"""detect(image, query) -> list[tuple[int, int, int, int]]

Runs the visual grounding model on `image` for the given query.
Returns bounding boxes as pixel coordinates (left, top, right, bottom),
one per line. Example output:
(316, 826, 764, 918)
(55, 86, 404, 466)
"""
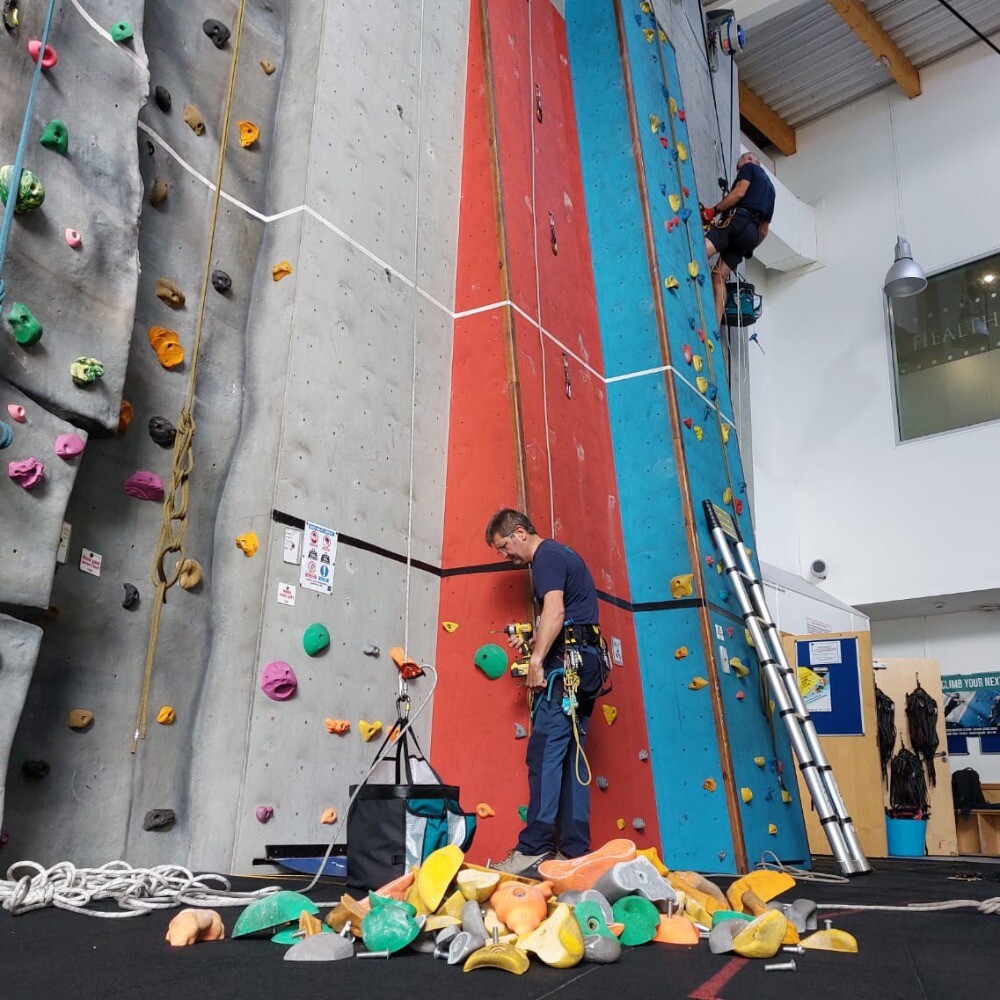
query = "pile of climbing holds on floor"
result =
(167, 838, 858, 970)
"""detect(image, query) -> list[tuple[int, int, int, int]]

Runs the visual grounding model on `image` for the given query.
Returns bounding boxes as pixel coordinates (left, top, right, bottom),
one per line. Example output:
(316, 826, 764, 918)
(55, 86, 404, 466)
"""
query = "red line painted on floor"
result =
(688, 957, 749, 1000)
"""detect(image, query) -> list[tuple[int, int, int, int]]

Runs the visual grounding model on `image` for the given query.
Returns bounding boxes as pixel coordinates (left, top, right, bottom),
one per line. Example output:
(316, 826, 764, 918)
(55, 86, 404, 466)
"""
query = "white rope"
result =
(0, 861, 278, 918)
(816, 898, 1000, 916)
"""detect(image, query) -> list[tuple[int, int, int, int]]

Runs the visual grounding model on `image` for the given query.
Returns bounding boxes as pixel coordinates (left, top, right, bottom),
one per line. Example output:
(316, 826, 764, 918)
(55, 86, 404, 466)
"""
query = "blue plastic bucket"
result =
(886, 817, 928, 857)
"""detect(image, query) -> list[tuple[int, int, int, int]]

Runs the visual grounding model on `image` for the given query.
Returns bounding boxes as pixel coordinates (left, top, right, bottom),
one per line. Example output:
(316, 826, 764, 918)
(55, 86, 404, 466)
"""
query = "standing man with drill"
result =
(485, 509, 610, 878)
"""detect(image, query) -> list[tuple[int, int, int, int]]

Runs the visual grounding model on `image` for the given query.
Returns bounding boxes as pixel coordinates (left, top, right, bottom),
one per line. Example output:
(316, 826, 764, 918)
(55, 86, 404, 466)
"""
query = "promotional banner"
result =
(942, 672, 1000, 737)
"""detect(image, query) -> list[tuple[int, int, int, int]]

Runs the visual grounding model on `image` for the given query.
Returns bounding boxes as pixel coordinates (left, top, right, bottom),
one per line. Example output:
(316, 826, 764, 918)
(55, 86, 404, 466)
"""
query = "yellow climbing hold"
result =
(696, 376, 709, 393)
(721, 424, 731, 444)
(603, 704, 618, 726)
(723, 487, 733, 504)
(649, 114, 661, 133)
(664, 275, 679, 290)
(745, 628, 754, 647)
(668, 96, 678, 114)
(235, 531, 258, 557)
(754, 756, 766, 767)
(463, 940, 530, 975)
(694, 426, 703, 441)
(416, 844, 464, 912)
(726, 871, 795, 913)
(740, 787, 753, 803)
(670, 573, 694, 598)
(730, 657, 748, 678)
(781, 790, 793, 804)
(692, 355, 703, 372)
(616, 818, 626, 830)
(157, 705, 176, 725)
(706, 339, 715, 352)
(677, 142, 688, 161)
(518, 903, 584, 969)
(637, 847, 669, 875)
(688, 261, 699, 278)
(359, 720, 382, 742)
(768, 823, 778, 835)
(702, 777, 717, 791)
(732, 909, 787, 959)
(674, 646, 689, 659)
(658, 28, 667, 41)
(456, 869, 500, 903)
(441, 621, 459, 633)
(689, 676, 708, 690)
(237, 120, 259, 148)
(642, 27, 655, 42)
(669, 194, 681, 211)
(801, 928, 859, 952)
(272, 260, 293, 281)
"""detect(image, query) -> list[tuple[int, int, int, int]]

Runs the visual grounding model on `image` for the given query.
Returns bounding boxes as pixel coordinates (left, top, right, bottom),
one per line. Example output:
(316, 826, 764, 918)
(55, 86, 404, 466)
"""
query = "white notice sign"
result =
(277, 582, 296, 606)
(57, 522, 72, 564)
(299, 521, 337, 595)
(610, 636, 623, 666)
(809, 640, 842, 665)
(283, 528, 301, 565)
(79, 548, 102, 577)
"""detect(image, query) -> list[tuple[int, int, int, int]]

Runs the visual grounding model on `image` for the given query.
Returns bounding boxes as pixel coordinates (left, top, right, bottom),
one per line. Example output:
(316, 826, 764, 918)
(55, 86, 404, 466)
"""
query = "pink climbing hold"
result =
(28, 39, 58, 69)
(7, 404, 26, 423)
(255, 806, 274, 824)
(261, 661, 298, 701)
(54, 433, 85, 457)
(65, 228, 82, 248)
(122, 470, 164, 501)
(9, 457, 44, 489)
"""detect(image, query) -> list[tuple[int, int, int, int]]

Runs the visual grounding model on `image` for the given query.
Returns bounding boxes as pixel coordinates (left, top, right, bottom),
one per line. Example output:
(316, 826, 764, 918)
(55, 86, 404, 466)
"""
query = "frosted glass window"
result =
(889, 252, 1000, 441)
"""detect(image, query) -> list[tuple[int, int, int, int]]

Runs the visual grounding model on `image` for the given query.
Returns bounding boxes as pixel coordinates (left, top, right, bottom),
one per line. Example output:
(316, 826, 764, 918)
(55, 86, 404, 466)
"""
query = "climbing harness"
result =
(889, 744, 928, 816)
(875, 682, 897, 785)
(905, 679, 939, 787)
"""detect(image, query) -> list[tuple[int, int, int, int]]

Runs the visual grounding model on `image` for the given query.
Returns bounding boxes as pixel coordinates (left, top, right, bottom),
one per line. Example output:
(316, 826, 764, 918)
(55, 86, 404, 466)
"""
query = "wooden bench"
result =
(955, 782, 1000, 855)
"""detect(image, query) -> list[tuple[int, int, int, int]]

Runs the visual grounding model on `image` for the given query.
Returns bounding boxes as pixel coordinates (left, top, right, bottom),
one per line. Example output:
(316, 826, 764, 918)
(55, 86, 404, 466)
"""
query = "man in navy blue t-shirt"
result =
(484, 508, 608, 878)
(704, 152, 775, 326)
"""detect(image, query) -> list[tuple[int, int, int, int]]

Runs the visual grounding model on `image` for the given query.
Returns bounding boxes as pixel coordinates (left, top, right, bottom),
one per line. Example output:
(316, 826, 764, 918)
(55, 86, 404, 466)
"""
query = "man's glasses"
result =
(495, 532, 515, 554)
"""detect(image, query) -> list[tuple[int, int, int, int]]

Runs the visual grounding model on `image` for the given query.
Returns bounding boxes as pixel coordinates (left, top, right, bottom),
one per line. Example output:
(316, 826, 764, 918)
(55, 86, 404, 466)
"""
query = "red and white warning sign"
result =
(300, 521, 337, 595)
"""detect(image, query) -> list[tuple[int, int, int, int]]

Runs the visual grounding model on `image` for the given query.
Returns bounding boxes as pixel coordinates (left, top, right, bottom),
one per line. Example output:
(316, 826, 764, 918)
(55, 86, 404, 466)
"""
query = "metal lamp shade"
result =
(884, 236, 927, 297)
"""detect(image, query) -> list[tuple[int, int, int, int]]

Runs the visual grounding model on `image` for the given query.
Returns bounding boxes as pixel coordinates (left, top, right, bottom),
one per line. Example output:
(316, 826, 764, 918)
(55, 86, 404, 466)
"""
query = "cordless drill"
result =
(492, 622, 534, 677)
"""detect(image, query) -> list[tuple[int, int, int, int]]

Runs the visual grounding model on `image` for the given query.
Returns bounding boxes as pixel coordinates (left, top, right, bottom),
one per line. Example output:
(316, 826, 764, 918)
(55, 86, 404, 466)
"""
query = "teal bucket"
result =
(886, 817, 928, 857)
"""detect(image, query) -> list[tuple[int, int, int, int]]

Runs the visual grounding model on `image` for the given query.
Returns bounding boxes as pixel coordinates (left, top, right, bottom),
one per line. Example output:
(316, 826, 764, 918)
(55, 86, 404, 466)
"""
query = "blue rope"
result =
(0, 0, 59, 308)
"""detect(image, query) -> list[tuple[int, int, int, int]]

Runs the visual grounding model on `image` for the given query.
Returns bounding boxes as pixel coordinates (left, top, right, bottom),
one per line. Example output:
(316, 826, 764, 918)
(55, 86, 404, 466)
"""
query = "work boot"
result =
(490, 848, 553, 878)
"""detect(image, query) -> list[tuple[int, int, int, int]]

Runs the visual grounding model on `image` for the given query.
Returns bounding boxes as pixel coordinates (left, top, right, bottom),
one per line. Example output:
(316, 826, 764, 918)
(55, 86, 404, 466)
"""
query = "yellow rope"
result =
(132, 0, 249, 751)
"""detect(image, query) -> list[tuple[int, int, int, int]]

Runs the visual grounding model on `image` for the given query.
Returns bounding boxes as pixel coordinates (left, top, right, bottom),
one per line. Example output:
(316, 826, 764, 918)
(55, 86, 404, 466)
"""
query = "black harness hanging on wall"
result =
(905, 681, 939, 787)
(889, 744, 929, 816)
(874, 682, 896, 786)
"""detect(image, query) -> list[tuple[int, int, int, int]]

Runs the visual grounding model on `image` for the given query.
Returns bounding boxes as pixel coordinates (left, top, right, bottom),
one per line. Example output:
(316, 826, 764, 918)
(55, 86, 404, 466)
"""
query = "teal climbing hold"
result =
(518, 805, 529, 823)
(0, 165, 45, 212)
(474, 643, 508, 680)
(303, 622, 330, 657)
(39, 120, 68, 154)
(7, 303, 42, 346)
(109, 21, 133, 42)
(0, 421, 12, 449)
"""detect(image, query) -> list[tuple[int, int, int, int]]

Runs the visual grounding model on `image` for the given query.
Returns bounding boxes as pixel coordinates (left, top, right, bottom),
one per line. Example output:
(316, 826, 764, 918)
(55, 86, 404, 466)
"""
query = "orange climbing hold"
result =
(237, 120, 260, 148)
(321, 807, 338, 825)
(118, 399, 133, 433)
(165, 909, 224, 946)
(602, 704, 617, 726)
(325, 718, 350, 735)
(272, 260, 293, 281)
(235, 532, 259, 557)
(475, 802, 495, 818)
(157, 706, 176, 725)
(148, 326, 184, 369)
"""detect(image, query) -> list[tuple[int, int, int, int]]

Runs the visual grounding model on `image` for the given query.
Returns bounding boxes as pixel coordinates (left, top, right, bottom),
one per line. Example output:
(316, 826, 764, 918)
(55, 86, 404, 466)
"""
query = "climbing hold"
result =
(663, 275, 679, 290)
(674, 646, 688, 659)
(720, 424, 731, 444)
(123, 470, 164, 501)
(148, 326, 184, 368)
(22, 760, 49, 779)
(705, 555, 714, 567)
(679, 208, 692, 223)
(302, 623, 330, 656)
(638, 749, 649, 761)
(7, 303, 42, 346)
(781, 789, 793, 803)
(678, 109, 686, 121)
(183, 104, 206, 135)
(178, 559, 203, 589)
(155, 277, 186, 310)
(632, 817, 645, 831)
(148, 415, 177, 447)
(7, 404, 25, 422)
(149, 177, 168, 207)
(722, 486, 733, 504)
(54, 433, 85, 458)
(27, 39, 58, 68)
(682, 343, 693, 364)
(362, 895, 421, 954)
(602, 704, 617, 726)
(473, 643, 507, 680)
(517, 902, 584, 969)
(260, 59, 276, 74)
(736, 690, 745, 700)
(642, 27, 655, 42)
(70, 357, 105, 385)
(321, 807, 338, 825)
(261, 661, 298, 701)
(154, 85, 171, 112)
(441, 621, 459, 633)
(39, 119, 68, 154)
(121, 582, 141, 610)
(696, 376, 709, 393)
(702, 778, 716, 791)
(730, 657, 749, 678)
(359, 720, 382, 742)
(682, 417, 693, 429)
(676, 142, 688, 161)
(670, 573, 694, 598)
(688, 261, 699, 279)
(753, 756, 767, 768)
(116, 401, 133, 435)
(648, 114, 661, 133)
(325, 719, 350, 734)
(202, 18, 231, 47)
(67, 709, 93, 731)
(669, 194, 681, 211)
(166, 909, 225, 947)
(210, 269, 232, 293)
(513, 721, 526, 739)
(612, 896, 660, 946)
(237, 121, 259, 148)
(616, 818, 626, 830)
(109, 21, 133, 42)
(362, 643, 380, 657)
(694, 426, 703, 441)
(142, 809, 176, 831)
(255, 806, 273, 823)
(0, 422, 11, 450)
(706, 384, 718, 402)
(518, 806, 528, 823)
(740, 787, 753, 803)
(744, 628, 754, 646)
(734, 498, 744, 515)
(475, 802, 495, 818)
(8, 457, 43, 489)
(272, 260, 293, 281)
(801, 928, 858, 952)
(689, 676, 708, 690)
(692, 355, 703, 372)
(156, 705, 175, 725)
(235, 531, 259, 557)
(595, 775, 608, 790)
(768, 824, 778, 835)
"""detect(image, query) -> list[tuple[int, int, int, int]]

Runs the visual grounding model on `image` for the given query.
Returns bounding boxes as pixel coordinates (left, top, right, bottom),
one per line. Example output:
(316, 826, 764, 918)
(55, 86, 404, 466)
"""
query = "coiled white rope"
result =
(817, 897, 1000, 916)
(0, 861, 278, 918)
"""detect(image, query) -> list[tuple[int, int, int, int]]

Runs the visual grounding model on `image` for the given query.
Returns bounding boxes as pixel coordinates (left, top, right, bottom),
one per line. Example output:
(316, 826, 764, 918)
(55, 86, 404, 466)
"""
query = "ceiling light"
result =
(982, 273, 996, 285)
(884, 236, 927, 298)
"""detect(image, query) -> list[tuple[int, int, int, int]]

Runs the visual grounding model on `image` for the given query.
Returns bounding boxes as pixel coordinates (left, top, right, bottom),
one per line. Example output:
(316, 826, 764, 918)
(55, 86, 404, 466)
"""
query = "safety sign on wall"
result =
(300, 521, 337, 595)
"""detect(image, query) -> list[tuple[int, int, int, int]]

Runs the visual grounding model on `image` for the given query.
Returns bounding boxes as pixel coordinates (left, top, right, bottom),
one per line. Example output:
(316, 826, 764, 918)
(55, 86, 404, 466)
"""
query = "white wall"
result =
(749, 38, 1000, 607)
(872, 611, 1000, 782)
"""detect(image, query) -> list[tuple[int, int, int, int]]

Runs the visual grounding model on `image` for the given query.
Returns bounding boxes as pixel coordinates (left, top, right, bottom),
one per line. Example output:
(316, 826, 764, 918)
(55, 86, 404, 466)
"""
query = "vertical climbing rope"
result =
(133, 0, 249, 751)
(0, 0, 59, 306)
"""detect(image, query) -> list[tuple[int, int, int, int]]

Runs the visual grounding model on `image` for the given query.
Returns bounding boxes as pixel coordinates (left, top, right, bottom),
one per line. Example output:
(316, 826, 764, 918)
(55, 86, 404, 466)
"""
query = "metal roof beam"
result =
(824, 0, 921, 98)
(738, 80, 797, 155)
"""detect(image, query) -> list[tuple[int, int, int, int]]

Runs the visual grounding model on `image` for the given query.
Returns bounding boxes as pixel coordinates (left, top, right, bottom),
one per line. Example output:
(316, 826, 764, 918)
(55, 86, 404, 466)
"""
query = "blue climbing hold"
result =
(679, 208, 691, 222)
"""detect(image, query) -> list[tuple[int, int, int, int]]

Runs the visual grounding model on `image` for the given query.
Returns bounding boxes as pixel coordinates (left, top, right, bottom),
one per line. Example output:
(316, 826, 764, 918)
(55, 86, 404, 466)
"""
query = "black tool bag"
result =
(346, 718, 476, 894)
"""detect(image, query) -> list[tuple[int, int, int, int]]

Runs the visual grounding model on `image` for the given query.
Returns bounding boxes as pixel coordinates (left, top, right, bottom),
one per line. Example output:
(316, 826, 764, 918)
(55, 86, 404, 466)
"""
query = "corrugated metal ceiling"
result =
(734, 0, 1000, 130)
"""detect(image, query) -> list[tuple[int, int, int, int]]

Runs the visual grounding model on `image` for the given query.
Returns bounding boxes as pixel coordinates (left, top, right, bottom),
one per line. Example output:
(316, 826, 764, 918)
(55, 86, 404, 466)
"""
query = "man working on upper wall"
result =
(485, 509, 610, 879)
(703, 152, 775, 327)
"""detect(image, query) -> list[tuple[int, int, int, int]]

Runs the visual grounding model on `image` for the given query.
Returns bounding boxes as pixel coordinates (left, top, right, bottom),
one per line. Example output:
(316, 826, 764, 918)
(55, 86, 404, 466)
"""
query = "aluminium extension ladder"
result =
(703, 500, 872, 876)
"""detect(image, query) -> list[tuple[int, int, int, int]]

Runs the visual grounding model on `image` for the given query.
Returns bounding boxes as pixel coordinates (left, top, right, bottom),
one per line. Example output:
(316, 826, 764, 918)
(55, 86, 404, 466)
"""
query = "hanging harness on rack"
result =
(889, 744, 929, 816)
(906, 681, 939, 787)
(875, 682, 896, 786)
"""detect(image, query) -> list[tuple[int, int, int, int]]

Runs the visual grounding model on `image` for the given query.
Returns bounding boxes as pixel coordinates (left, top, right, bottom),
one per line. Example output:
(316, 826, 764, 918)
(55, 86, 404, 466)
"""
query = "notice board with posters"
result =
(793, 636, 864, 737)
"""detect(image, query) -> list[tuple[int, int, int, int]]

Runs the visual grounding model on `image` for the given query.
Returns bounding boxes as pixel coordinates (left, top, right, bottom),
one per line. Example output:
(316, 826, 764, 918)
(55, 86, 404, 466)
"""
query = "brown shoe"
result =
(537, 839, 637, 894)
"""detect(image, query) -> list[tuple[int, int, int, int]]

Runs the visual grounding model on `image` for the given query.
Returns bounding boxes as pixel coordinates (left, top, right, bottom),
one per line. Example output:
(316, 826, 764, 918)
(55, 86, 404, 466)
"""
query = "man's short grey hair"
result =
(738, 152, 760, 165)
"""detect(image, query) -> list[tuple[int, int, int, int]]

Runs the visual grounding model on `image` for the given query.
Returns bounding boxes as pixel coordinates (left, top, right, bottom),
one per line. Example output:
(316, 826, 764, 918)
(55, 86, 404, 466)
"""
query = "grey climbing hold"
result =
(595, 775, 608, 790)
(148, 415, 176, 447)
(638, 749, 649, 761)
(514, 722, 527, 740)
(149, 177, 168, 207)
(211, 269, 232, 293)
(154, 85, 171, 112)
(22, 760, 50, 779)
(142, 809, 176, 831)
(122, 582, 140, 610)
(202, 18, 230, 48)
(632, 817, 646, 831)
(362, 643, 380, 657)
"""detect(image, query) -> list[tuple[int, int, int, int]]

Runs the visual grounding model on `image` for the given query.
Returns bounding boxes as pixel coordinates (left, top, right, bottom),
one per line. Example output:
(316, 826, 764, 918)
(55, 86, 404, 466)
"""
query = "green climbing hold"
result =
(611, 896, 660, 946)
(70, 357, 105, 385)
(361, 893, 420, 953)
(518, 805, 529, 823)
(0, 164, 45, 212)
(7, 303, 42, 346)
(474, 643, 508, 680)
(303, 623, 330, 657)
(109, 20, 133, 42)
(232, 891, 318, 938)
(39, 120, 68, 154)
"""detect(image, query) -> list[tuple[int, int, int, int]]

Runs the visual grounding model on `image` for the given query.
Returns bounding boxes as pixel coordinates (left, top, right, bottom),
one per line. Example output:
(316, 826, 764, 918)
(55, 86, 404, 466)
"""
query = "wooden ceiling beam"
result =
(825, 0, 921, 98)
(738, 81, 797, 156)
